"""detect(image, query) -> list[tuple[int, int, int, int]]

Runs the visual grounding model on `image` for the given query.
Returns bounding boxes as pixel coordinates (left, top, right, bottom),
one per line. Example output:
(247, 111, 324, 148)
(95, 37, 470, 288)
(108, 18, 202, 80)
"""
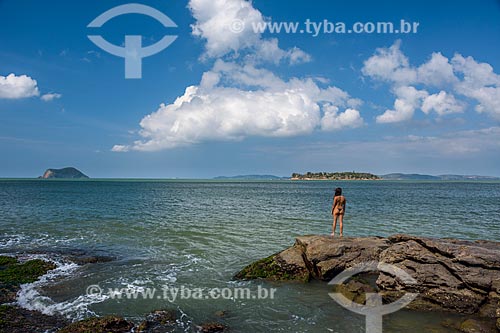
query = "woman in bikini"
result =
(331, 187, 346, 237)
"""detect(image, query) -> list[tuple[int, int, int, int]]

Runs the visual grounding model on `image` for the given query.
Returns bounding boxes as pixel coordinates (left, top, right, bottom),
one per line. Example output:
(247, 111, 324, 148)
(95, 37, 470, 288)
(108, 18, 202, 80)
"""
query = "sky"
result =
(1, 0, 500, 178)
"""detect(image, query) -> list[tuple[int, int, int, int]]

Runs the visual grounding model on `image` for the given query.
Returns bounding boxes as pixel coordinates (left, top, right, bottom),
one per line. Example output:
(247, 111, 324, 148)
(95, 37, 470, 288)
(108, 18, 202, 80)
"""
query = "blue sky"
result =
(1, 0, 499, 178)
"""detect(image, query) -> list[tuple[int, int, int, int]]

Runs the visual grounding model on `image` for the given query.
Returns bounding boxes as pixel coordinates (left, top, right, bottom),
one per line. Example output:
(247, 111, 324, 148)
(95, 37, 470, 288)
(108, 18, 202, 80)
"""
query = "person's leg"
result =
(332, 214, 338, 236)
(339, 214, 343, 237)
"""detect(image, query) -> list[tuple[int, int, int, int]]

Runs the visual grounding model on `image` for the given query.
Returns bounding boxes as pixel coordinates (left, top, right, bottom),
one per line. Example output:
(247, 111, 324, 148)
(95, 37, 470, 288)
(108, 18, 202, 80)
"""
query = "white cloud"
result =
(417, 52, 457, 87)
(113, 62, 363, 152)
(361, 40, 416, 85)
(189, 0, 310, 64)
(363, 41, 500, 122)
(113, 0, 363, 152)
(451, 54, 500, 120)
(0, 73, 40, 99)
(421, 91, 464, 115)
(40, 93, 62, 102)
(111, 145, 130, 152)
(376, 86, 428, 123)
(321, 104, 364, 131)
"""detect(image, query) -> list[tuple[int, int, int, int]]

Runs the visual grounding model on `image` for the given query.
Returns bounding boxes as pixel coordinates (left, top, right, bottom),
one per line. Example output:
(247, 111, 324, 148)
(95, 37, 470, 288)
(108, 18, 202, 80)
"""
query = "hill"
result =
(381, 173, 499, 180)
(38, 167, 89, 179)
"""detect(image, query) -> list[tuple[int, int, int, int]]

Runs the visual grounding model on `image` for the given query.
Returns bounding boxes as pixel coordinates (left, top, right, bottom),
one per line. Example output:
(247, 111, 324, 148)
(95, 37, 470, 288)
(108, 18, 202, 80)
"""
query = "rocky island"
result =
(38, 167, 89, 179)
(291, 172, 380, 180)
(235, 234, 500, 332)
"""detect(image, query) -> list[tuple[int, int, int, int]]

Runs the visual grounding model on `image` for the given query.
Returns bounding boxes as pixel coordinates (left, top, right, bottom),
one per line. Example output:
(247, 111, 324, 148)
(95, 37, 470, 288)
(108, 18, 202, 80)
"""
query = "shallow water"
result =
(1, 179, 499, 332)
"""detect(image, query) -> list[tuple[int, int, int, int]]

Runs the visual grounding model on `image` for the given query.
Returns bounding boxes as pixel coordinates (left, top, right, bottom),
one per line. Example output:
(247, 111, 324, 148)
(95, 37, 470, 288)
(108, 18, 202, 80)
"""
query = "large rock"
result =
(39, 167, 89, 179)
(235, 234, 500, 322)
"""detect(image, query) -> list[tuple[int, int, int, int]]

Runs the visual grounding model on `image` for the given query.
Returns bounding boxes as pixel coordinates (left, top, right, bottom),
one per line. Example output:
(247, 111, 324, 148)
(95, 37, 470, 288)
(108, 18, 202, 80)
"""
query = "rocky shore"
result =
(235, 234, 500, 332)
(0, 255, 226, 333)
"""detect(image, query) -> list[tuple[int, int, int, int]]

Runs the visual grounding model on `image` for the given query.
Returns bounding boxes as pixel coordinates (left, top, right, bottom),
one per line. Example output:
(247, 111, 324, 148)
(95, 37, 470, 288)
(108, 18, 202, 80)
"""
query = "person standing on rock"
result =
(331, 187, 346, 237)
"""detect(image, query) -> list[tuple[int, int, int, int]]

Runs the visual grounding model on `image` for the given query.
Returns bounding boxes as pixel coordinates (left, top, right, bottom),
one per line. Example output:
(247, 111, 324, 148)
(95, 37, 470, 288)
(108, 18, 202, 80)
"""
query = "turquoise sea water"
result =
(0, 179, 499, 332)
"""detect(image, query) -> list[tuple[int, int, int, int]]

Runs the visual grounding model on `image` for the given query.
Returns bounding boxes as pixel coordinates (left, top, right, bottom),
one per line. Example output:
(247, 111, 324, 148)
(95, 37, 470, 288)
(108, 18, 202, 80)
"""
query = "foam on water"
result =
(14, 255, 109, 320)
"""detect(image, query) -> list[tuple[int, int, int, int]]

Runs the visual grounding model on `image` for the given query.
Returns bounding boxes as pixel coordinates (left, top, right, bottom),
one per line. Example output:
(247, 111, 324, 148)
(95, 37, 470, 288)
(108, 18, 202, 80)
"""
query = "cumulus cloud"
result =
(421, 91, 464, 116)
(363, 41, 500, 122)
(451, 54, 500, 120)
(417, 52, 457, 87)
(376, 86, 428, 123)
(113, 0, 362, 152)
(0, 73, 40, 99)
(189, 0, 310, 64)
(40, 93, 62, 102)
(113, 61, 362, 152)
(321, 104, 363, 131)
(361, 40, 416, 84)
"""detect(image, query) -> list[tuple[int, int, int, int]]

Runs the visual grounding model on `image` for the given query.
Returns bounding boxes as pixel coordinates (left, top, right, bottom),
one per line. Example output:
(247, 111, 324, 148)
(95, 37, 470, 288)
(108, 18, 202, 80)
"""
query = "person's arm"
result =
(331, 196, 337, 215)
(342, 198, 346, 212)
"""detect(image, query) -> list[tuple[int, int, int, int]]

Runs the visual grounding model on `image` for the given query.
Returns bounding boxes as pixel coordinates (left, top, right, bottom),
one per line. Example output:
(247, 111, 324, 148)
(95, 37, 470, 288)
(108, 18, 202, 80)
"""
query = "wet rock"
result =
(57, 315, 134, 333)
(214, 310, 227, 317)
(0, 255, 56, 304)
(0, 305, 69, 333)
(330, 277, 377, 304)
(0, 256, 56, 287)
(459, 318, 497, 333)
(137, 309, 177, 333)
(197, 322, 226, 332)
(68, 255, 114, 265)
(234, 247, 310, 282)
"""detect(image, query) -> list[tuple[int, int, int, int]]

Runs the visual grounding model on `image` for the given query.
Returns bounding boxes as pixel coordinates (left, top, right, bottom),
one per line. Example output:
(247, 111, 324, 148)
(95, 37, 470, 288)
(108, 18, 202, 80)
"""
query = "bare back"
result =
(333, 195, 346, 215)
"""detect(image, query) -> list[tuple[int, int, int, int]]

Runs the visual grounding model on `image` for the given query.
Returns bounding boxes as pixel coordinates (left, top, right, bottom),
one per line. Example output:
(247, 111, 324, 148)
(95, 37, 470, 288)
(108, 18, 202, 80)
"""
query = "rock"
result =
(459, 318, 497, 333)
(0, 256, 57, 303)
(197, 322, 226, 332)
(38, 167, 89, 179)
(57, 315, 134, 333)
(235, 234, 500, 324)
(0, 256, 56, 286)
(68, 255, 114, 265)
(0, 305, 69, 333)
(234, 248, 309, 282)
(214, 310, 227, 317)
(331, 277, 377, 304)
(137, 309, 177, 333)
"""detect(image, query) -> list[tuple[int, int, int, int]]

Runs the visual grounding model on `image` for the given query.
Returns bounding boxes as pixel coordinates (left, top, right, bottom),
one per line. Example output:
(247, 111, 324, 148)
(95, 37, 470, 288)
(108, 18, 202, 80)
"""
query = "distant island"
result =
(381, 173, 500, 181)
(213, 175, 287, 180)
(291, 172, 380, 180)
(38, 167, 89, 179)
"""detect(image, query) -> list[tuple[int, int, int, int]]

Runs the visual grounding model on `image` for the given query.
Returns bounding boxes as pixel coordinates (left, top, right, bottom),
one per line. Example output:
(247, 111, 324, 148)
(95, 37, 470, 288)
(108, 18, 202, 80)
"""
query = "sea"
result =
(0, 179, 499, 332)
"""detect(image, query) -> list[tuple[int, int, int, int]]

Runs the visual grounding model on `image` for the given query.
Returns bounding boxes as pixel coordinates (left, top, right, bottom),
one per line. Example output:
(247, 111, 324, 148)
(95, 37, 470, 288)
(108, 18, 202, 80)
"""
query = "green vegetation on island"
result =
(291, 171, 380, 180)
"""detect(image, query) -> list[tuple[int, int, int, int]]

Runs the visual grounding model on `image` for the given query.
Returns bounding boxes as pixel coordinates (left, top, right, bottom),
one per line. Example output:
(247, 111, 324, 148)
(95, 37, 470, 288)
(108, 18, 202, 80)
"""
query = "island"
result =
(291, 172, 380, 180)
(235, 234, 500, 332)
(381, 173, 500, 180)
(38, 167, 89, 179)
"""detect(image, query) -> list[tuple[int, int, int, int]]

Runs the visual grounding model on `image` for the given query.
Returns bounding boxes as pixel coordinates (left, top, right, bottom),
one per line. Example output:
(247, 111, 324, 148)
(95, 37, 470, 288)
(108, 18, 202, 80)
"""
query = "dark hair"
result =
(334, 187, 342, 197)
